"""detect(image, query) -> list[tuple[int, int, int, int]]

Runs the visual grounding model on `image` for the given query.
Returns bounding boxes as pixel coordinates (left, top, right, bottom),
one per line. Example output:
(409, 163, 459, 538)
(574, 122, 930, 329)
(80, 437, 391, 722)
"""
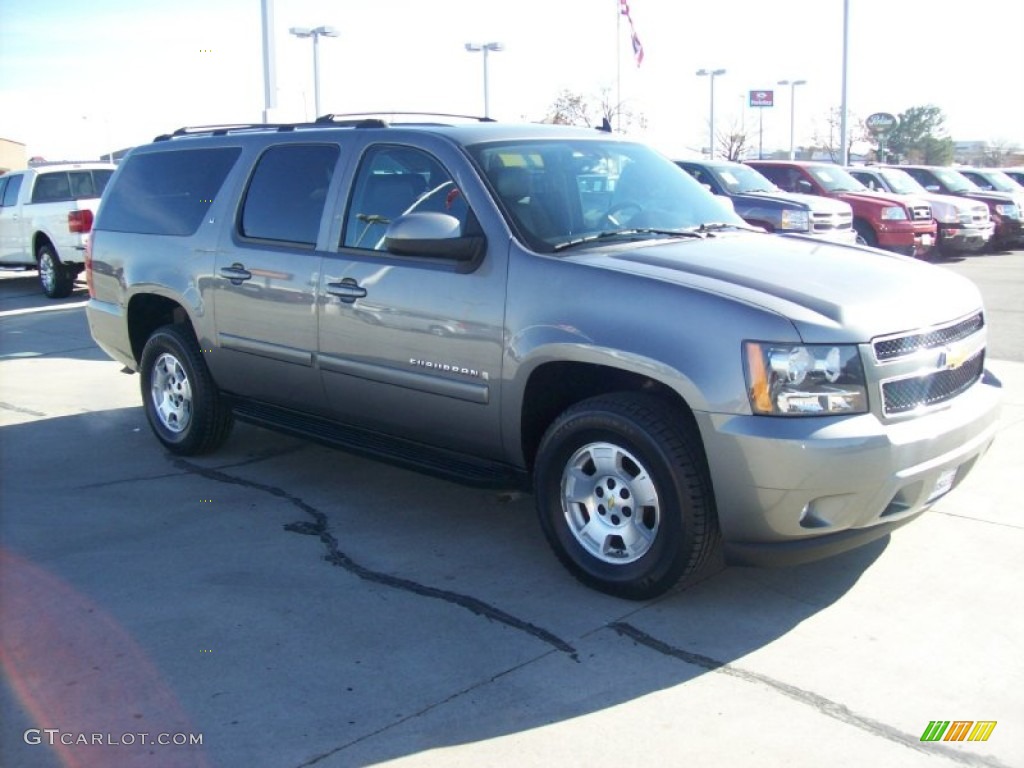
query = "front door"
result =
(317, 142, 507, 458)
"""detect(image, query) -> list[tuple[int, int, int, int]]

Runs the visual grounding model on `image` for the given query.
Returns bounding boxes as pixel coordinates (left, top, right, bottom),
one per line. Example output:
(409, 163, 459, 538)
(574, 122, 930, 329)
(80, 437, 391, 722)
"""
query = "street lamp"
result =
(778, 79, 807, 160)
(696, 68, 726, 159)
(290, 25, 338, 119)
(464, 42, 504, 118)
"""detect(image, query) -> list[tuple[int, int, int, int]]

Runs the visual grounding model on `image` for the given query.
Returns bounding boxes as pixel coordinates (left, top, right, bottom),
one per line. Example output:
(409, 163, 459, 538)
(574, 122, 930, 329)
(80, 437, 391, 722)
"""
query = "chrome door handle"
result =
(326, 279, 367, 303)
(219, 264, 252, 284)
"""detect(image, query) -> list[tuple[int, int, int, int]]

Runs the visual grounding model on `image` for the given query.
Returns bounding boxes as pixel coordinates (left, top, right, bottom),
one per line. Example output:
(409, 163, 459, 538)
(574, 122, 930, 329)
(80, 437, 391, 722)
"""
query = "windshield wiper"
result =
(689, 222, 759, 233)
(553, 228, 705, 252)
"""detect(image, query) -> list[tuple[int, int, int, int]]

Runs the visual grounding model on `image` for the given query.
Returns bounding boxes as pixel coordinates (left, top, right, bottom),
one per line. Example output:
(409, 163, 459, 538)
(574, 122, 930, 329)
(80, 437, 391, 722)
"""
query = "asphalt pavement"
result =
(1, 249, 1022, 768)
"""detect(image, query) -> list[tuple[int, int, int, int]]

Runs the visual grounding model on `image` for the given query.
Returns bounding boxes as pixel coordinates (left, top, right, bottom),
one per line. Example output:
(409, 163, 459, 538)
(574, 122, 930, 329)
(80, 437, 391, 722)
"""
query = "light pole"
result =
(696, 68, 726, 159)
(778, 79, 807, 160)
(290, 25, 338, 119)
(464, 42, 504, 118)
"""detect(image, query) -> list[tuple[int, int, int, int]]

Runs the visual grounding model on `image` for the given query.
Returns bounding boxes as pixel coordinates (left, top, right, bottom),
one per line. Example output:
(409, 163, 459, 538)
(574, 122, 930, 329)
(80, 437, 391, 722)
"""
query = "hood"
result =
(739, 190, 850, 213)
(832, 189, 909, 208)
(919, 192, 986, 219)
(567, 232, 982, 343)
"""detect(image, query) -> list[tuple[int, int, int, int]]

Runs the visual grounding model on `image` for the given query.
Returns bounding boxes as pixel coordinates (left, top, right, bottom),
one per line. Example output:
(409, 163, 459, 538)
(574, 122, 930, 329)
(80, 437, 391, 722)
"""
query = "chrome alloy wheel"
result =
(560, 441, 661, 564)
(39, 251, 57, 294)
(150, 352, 193, 434)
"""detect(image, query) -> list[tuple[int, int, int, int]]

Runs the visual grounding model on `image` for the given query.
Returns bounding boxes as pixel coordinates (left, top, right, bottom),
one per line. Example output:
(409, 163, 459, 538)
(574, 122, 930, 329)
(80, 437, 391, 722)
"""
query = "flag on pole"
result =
(619, 0, 644, 66)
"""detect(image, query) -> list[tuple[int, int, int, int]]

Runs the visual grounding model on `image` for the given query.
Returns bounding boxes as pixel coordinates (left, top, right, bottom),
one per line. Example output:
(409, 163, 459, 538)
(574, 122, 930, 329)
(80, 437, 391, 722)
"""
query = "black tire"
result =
(534, 393, 719, 600)
(853, 221, 878, 248)
(37, 243, 75, 299)
(139, 324, 233, 455)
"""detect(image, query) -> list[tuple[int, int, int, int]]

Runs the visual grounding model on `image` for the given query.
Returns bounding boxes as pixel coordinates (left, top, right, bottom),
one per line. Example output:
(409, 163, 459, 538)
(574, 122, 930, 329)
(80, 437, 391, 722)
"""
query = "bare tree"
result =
(714, 117, 753, 161)
(543, 87, 645, 132)
(812, 107, 866, 163)
(980, 138, 1021, 168)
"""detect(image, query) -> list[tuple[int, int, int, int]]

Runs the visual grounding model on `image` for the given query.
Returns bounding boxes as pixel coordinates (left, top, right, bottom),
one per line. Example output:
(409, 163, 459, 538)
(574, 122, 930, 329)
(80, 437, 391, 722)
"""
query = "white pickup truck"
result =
(0, 162, 115, 297)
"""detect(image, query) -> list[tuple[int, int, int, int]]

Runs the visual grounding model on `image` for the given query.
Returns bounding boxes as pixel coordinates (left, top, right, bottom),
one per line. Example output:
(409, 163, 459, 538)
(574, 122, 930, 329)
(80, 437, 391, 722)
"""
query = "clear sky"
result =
(1, 0, 1022, 162)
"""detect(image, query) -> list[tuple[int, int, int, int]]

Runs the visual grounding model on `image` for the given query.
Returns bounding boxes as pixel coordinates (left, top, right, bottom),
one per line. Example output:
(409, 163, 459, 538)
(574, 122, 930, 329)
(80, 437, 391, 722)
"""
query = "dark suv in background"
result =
(894, 165, 1024, 250)
(676, 159, 855, 244)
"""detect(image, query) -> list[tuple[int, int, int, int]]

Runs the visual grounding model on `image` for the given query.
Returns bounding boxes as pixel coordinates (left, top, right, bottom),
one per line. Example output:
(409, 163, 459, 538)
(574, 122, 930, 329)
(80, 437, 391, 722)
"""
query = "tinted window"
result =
(31, 172, 72, 203)
(0, 177, 7, 206)
(68, 170, 114, 199)
(239, 144, 339, 246)
(343, 145, 470, 250)
(98, 148, 242, 236)
(1, 174, 21, 206)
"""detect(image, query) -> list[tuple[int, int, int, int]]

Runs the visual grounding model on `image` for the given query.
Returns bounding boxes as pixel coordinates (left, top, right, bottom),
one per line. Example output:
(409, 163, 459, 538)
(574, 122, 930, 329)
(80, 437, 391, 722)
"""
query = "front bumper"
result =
(697, 373, 1001, 567)
(938, 222, 994, 254)
(876, 221, 937, 257)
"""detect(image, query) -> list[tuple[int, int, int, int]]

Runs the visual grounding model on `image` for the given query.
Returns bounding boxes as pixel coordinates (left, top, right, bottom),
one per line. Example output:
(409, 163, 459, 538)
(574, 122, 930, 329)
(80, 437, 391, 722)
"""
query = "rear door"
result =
(211, 142, 342, 412)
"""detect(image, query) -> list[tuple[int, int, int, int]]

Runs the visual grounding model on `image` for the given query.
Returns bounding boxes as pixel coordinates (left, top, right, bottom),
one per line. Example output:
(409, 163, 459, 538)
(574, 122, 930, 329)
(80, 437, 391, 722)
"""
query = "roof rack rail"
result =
(315, 111, 497, 125)
(152, 123, 309, 141)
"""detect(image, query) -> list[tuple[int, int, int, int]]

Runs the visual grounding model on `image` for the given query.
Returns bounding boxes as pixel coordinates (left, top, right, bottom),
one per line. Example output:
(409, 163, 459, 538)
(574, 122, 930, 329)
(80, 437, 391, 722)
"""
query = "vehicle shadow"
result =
(0, 405, 889, 768)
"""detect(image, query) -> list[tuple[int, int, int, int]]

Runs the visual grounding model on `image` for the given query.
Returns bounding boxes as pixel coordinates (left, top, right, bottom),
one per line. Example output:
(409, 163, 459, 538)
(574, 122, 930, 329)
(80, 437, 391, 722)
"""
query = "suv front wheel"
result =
(534, 393, 719, 600)
(140, 324, 234, 455)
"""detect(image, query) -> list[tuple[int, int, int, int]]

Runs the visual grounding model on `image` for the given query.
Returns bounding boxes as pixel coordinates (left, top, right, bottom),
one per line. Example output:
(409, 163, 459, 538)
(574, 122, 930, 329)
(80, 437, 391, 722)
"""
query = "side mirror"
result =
(795, 179, 814, 194)
(385, 212, 484, 264)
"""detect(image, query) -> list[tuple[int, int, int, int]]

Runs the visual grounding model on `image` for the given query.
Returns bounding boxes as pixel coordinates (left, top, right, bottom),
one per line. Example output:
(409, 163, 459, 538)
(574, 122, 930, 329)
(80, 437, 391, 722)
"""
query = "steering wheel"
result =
(605, 200, 643, 226)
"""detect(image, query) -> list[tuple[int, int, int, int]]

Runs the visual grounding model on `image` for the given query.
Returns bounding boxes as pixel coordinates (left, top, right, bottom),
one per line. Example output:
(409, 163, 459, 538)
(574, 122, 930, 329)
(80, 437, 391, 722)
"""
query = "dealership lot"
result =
(1, 249, 1022, 768)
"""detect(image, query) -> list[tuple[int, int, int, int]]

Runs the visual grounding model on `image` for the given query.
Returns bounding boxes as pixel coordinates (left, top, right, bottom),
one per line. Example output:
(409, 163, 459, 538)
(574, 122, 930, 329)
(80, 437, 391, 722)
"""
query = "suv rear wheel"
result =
(534, 393, 719, 600)
(140, 324, 233, 455)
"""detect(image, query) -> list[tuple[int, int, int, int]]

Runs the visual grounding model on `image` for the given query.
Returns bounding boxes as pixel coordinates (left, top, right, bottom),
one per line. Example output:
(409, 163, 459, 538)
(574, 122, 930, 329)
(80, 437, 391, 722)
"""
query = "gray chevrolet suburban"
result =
(86, 116, 1001, 599)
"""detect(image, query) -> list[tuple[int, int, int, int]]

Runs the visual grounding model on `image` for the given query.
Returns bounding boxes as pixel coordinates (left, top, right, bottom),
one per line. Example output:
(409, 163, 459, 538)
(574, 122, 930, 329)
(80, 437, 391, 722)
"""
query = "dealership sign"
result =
(749, 90, 774, 108)
(866, 112, 898, 134)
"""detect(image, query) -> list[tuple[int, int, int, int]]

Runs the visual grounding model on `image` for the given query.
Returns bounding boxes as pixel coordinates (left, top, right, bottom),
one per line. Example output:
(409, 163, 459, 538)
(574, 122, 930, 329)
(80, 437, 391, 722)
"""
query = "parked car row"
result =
(677, 157, 1024, 258)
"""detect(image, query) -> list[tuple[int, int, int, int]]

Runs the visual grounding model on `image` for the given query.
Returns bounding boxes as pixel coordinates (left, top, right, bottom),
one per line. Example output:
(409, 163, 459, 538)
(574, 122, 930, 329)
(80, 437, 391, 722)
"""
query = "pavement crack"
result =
(0, 401, 47, 417)
(610, 622, 1010, 768)
(173, 459, 577, 658)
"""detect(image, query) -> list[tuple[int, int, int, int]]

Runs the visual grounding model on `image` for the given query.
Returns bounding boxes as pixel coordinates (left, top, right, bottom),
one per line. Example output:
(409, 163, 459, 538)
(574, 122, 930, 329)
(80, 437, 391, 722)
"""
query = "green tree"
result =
(880, 105, 953, 164)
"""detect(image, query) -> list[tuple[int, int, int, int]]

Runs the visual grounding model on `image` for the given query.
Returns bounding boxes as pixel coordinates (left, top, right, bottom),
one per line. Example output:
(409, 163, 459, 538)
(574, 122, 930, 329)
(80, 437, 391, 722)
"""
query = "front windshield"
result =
(879, 169, 927, 195)
(932, 168, 979, 193)
(710, 164, 778, 193)
(805, 166, 867, 193)
(973, 170, 1021, 193)
(469, 139, 746, 251)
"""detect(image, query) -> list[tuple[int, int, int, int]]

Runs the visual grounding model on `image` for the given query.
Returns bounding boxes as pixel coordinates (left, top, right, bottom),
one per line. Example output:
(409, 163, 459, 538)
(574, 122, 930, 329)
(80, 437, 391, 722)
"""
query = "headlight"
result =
(880, 206, 908, 221)
(778, 209, 810, 232)
(743, 342, 868, 416)
(994, 203, 1020, 218)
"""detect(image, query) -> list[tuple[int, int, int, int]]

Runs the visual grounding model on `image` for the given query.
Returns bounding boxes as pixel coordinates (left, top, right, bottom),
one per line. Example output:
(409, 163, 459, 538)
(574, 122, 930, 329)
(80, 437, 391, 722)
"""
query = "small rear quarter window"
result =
(97, 148, 241, 236)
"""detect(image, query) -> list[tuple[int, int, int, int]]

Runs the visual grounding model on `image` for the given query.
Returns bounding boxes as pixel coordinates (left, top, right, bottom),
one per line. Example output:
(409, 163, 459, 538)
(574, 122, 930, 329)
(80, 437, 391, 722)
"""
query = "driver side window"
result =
(342, 145, 469, 250)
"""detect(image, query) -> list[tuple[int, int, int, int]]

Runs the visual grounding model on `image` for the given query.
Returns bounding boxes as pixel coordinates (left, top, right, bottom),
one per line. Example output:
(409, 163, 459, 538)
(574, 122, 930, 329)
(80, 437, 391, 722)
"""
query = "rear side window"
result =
(31, 173, 72, 203)
(1, 174, 21, 206)
(239, 144, 340, 247)
(98, 148, 241, 236)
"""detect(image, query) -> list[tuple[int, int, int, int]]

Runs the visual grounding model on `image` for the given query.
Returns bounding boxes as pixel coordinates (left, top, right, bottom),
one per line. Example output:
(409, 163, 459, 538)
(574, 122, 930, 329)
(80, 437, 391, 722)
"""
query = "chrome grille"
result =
(810, 211, 854, 232)
(882, 351, 985, 414)
(911, 205, 932, 221)
(873, 313, 984, 362)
